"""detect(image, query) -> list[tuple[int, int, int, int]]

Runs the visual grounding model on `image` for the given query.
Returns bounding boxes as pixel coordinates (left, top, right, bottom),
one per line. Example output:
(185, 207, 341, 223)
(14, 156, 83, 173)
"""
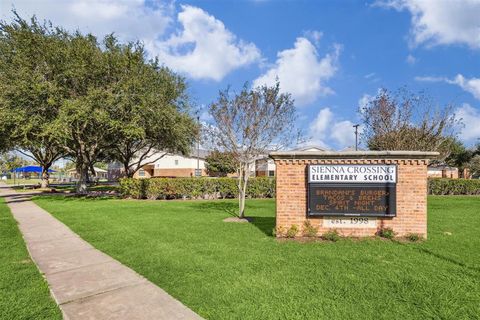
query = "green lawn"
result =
(0, 198, 62, 320)
(33, 196, 480, 320)
(4, 178, 43, 185)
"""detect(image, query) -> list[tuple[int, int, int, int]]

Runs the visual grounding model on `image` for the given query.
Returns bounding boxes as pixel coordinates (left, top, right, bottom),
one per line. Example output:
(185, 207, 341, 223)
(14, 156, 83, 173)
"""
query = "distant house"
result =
(427, 164, 459, 179)
(108, 149, 210, 180)
(256, 146, 330, 177)
(255, 157, 276, 177)
(67, 167, 108, 181)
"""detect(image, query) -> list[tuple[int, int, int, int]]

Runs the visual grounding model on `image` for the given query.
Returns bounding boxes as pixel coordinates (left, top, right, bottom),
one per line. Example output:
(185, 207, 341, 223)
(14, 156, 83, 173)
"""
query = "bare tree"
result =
(360, 88, 459, 159)
(208, 82, 300, 218)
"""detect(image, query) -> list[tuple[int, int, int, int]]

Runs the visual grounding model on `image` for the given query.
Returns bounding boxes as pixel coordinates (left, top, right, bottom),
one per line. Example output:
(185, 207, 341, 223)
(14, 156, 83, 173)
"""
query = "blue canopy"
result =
(11, 166, 55, 173)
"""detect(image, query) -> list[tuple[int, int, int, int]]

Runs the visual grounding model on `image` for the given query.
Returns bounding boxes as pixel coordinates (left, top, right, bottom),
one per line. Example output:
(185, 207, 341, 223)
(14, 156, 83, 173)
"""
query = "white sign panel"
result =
(323, 217, 377, 228)
(309, 165, 396, 184)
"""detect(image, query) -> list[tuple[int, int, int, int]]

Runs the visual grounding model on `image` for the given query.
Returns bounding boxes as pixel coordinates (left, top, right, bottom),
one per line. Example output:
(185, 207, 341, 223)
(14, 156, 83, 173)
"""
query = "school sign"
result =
(269, 151, 438, 238)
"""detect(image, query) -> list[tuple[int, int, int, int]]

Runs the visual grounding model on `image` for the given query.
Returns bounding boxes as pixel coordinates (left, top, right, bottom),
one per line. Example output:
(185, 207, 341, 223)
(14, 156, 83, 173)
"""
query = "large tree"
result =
(103, 37, 197, 178)
(443, 138, 474, 177)
(0, 14, 67, 187)
(360, 88, 459, 157)
(0, 152, 26, 175)
(209, 82, 300, 218)
(205, 150, 238, 177)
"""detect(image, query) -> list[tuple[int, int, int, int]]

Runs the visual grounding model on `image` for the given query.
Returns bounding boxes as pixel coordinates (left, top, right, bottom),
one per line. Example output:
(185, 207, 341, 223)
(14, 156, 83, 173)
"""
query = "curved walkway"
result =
(0, 185, 202, 320)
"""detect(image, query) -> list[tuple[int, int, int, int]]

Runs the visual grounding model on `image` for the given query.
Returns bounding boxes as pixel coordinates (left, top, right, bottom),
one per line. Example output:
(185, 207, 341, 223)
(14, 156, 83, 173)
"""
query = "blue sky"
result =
(2, 0, 480, 150)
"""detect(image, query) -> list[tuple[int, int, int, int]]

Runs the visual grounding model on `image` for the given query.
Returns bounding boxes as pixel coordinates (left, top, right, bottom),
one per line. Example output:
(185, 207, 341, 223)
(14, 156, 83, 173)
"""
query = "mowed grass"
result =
(0, 198, 62, 320)
(33, 196, 480, 320)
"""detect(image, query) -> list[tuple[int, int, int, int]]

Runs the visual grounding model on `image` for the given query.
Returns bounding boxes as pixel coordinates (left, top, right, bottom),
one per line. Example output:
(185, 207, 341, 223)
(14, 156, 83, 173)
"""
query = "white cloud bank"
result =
(416, 74, 480, 100)
(308, 108, 359, 149)
(152, 5, 260, 81)
(253, 37, 340, 106)
(0, 1, 260, 81)
(456, 104, 480, 142)
(1, 0, 172, 44)
(380, 0, 480, 48)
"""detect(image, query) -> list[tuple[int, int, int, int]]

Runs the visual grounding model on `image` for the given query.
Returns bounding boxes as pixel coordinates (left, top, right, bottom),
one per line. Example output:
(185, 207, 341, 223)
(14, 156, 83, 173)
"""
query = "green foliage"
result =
(428, 178, 480, 195)
(246, 177, 276, 198)
(322, 230, 340, 242)
(467, 155, 480, 178)
(205, 150, 238, 177)
(119, 177, 275, 200)
(377, 227, 395, 239)
(302, 220, 318, 237)
(0, 153, 27, 174)
(443, 138, 474, 171)
(286, 224, 299, 238)
(0, 13, 67, 185)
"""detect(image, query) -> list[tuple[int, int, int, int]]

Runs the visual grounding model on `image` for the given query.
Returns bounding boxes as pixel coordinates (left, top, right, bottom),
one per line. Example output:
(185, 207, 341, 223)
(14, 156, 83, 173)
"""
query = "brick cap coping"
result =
(269, 150, 440, 160)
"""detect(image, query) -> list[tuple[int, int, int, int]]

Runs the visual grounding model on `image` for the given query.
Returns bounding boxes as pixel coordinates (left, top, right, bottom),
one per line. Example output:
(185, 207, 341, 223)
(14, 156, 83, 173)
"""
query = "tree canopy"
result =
(0, 14, 68, 187)
(208, 82, 299, 218)
(360, 88, 459, 158)
(0, 13, 198, 192)
(205, 150, 238, 177)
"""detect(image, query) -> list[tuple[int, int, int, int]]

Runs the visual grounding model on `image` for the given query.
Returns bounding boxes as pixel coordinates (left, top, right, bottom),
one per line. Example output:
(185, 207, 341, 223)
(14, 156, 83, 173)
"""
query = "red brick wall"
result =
(275, 158, 428, 238)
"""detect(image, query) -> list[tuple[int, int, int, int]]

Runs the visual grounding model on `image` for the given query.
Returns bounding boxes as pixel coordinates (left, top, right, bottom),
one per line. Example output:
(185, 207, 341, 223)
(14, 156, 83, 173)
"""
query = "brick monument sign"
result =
(269, 151, 439, 238)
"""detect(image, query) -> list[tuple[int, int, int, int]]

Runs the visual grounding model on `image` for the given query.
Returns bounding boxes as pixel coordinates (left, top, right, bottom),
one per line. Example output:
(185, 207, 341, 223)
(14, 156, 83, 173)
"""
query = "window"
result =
(269, 170, 275, 177)
(138, 169, 145, 177)
(175, 160, 179, 165)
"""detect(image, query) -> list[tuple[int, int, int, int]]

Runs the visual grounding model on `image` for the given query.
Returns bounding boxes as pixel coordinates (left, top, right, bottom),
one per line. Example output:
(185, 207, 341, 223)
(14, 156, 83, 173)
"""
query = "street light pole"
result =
(197, 116, 200, 177)
(353, 124, 360, 151)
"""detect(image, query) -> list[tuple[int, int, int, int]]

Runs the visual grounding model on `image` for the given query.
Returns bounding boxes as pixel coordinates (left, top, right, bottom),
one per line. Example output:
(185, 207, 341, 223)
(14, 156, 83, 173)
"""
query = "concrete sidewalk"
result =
(0, 185, 203, 320)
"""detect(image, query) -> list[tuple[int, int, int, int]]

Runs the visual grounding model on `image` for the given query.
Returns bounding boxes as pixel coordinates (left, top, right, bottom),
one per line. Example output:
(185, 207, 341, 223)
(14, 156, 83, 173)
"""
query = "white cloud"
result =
(416, 74, 480, 100)
(406, 54, 416, 65)
(308, 108, 358, 148)
(451, 75, 480, 100)
(0, 0, 172, 44)
(456, 104, 480, 142)
(152, 5, 261, 81)
(1, 2, 260, 81)
(380, 0, 480, 48)
(358, 93, 373, 109)
(303, 30, 323, 46)
(253, 37, 340, 106)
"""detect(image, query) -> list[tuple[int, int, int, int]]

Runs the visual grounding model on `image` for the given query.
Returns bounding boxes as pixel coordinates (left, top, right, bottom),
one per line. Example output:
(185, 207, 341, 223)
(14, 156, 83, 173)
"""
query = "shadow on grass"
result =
(250, 216, 275, 237)
(31, 194, 114, 202)
(194, 201, 276, 237)
(195, 201, 238, 217)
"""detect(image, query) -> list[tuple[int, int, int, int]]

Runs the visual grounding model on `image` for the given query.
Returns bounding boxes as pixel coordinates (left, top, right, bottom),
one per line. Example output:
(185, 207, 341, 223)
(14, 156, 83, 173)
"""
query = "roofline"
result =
(269, 150, 440, 160)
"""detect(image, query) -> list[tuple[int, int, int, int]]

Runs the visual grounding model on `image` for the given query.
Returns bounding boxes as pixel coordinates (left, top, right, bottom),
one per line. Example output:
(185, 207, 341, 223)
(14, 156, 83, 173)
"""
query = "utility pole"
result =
(196, 115, 200, 177)
(353, 124, 360, 151)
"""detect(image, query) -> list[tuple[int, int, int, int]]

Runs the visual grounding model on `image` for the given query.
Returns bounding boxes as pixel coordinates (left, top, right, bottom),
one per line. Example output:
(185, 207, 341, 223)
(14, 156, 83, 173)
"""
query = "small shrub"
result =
(406, 233, 421, 242)
(273, 225, 286, 237)
(303, 220, 318, 237)
(428, 178, 480, 195)
(322, 230, 340, 242)
(286, 224, 299, 238)
(119, 177, 276, 200)
(377, 227, 395, 239)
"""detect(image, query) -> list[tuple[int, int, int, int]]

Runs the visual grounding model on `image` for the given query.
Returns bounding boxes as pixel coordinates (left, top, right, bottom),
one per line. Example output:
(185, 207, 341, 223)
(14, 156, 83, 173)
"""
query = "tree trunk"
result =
(76, 162, 89, 194)
(237, 163, 250, 219)
(40, 167, 50, 188)
(123, 162, 134, 178)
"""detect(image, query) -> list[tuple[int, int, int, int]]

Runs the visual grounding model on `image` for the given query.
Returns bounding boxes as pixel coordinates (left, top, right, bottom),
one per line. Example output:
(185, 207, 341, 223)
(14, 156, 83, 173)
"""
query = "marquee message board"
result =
(307, 164, 397, 217)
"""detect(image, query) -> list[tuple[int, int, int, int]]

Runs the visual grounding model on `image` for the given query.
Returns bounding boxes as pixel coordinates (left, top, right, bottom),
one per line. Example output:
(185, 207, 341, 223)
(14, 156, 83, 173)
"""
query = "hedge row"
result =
(428, 178, 480, 195)
(119, 177, 276, 200)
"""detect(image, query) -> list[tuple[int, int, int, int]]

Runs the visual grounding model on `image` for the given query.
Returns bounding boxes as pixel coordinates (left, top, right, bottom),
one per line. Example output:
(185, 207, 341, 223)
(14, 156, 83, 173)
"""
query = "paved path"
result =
(0, 185, 203, 320)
